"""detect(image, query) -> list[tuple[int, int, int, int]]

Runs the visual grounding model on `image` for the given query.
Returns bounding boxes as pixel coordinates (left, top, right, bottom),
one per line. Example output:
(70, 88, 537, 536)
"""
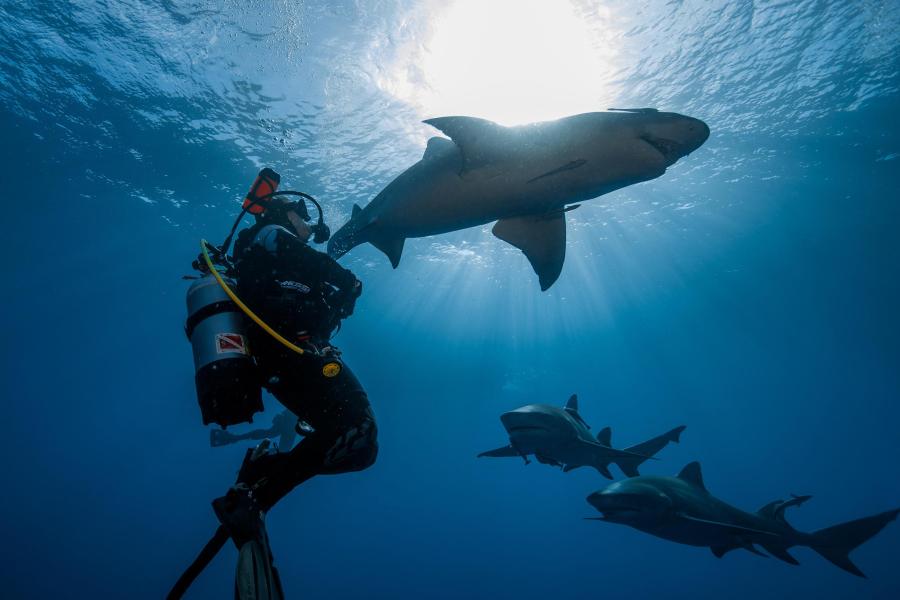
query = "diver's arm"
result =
(316, 253, 362, 316)
(257, 226, 362, 313)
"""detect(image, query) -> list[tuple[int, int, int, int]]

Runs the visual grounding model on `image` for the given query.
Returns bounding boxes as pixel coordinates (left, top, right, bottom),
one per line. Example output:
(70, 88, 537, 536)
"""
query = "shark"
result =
(586, 461, 899, 577)
(478, 394, 686, 479)
(328, 108, 710, 290)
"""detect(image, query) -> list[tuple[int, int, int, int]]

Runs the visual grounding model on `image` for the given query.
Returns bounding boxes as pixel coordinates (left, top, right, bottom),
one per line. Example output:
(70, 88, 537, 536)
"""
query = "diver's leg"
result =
(249, 360, 378, 511)
(212, 449, 285, 600)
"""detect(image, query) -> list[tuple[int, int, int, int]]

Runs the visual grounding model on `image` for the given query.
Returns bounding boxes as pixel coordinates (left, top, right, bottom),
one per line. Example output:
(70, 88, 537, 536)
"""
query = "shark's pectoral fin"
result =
(492, 213, 566, 291)
(477, 445, 520, 459)
(370, 235, 405, 268)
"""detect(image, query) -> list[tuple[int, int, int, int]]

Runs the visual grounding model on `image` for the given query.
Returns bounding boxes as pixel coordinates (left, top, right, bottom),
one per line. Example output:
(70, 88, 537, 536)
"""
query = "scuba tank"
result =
(185, 273, 263, 428)
(183, 167, 342, 429)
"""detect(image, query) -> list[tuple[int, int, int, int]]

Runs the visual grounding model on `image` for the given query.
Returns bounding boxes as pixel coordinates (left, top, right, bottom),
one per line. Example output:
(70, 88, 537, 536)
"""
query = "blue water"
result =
(2, 1, 899, 598)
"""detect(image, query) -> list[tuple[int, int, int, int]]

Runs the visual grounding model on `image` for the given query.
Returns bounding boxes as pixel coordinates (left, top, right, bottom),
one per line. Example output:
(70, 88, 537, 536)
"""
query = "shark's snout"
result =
(587, 483, 672, 522)
(640, 115, 710, 165)
(500, 409, 556, 434)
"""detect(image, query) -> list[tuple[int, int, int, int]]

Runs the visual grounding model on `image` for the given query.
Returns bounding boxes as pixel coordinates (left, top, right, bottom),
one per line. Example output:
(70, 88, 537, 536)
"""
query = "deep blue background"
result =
(1, 1, 898, 598)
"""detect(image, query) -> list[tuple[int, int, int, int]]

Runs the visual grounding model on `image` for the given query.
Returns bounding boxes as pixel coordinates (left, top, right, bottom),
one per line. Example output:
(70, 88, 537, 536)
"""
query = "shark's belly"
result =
(377, 169, 571, 238)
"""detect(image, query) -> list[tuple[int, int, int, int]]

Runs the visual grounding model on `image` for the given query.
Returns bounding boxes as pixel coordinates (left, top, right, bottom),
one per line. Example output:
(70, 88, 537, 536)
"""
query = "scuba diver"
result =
(210, 409, 308, 453)
(172, 169, 378, 599)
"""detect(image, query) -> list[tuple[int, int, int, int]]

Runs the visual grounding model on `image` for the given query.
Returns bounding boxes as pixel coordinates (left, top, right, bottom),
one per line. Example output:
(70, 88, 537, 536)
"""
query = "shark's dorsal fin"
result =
(422, 136, 456, 161)
(352, 203, 362, 218)
(677, 462, 707, 491)
(596, 426, 612, 446)
(564, 394, 578, 412)
(370, 235, 405, 268)
(492, 212, 566, 291)
(423, 116, 508, 173)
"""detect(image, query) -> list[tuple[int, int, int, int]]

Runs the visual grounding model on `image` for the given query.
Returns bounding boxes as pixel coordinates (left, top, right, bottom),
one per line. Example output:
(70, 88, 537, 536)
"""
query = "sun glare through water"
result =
(381, 0, 622, 126)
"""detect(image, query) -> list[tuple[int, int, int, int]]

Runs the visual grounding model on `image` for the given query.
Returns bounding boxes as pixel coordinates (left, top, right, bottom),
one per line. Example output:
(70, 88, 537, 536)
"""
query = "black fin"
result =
(596, 427, 612, 447)
(761, 544, 800, 566)
(676, 462, 707, 491)
(811, 508, 900, 578)
(614, 426, 686, 477)
(594, 464, 613, 479)
(351, 203, 362, 217)
(564, 394, 578, 412)
(477, 445, 520, 459)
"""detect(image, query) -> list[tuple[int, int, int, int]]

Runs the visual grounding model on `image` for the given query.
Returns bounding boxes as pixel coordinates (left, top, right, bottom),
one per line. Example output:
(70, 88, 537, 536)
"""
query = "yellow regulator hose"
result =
(200, 239, 306, 355)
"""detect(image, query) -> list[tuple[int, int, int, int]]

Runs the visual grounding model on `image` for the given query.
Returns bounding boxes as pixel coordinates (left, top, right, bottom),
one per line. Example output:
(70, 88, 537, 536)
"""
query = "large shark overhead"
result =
(328, 108, 710, 290)
(587, 462, 900, 578)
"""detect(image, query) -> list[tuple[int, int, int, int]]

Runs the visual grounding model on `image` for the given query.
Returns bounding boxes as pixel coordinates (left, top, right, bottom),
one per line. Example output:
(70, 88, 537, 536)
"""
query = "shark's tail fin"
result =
(613, 425, 686, 477)
(327, 203, 370, 260)
(810, 508, 899, 578)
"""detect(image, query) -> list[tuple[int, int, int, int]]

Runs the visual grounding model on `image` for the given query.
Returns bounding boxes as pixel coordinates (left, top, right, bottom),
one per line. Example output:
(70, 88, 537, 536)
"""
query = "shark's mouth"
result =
(596, 508, 641, 520)
(507, 425, 550, 434)
(640, 134, 681, 162)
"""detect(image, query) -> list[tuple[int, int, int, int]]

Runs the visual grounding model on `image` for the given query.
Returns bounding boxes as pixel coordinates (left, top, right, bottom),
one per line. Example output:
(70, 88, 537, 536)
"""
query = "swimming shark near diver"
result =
(478, 394, 686, 478)
(586, 462, 899, 577)
(328, 108, 710, 290)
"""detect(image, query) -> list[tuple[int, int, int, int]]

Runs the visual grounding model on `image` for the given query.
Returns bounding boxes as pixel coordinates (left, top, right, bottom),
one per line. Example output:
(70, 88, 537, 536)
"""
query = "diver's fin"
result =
(492, 212, 566, 291)
(477, 445, 520, 458)
(370, 235, 405, 268)
(423, 136, 457, 161)
(564, 394, 578, 412)
(678, 513, 777, 537)
(676, 461, 707, 491)
(596, 427, 612, 446)
(760, 544, 801, 565)
(351, 203, 362, 218)
(235, 538, 285, 600)
(614, 425, 686, 477)
(423, 116, 508, 173)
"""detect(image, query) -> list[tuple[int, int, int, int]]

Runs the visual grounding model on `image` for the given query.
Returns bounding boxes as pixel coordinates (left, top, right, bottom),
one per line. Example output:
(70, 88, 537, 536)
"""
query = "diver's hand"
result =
(338, 279, 362, 317)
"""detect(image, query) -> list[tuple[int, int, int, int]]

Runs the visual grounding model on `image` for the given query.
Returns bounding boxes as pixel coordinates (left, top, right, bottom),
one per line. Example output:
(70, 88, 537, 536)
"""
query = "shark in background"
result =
(587, 461, 899, 578)
(478, 394, 686, 479)
(328, 108, 710, 290)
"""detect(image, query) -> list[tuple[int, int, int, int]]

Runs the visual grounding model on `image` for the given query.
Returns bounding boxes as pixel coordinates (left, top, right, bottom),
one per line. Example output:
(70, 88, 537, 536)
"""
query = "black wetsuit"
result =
(232, 222, 378, 511)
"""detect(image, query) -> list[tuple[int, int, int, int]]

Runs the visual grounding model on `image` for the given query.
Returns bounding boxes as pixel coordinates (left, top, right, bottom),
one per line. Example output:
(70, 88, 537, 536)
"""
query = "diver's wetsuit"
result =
(231, 222, 378, 511)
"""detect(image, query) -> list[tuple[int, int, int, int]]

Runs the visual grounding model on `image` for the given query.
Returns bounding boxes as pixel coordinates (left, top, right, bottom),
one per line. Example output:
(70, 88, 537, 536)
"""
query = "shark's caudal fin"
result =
(613, 425, 686, 477)
(810, 508, 899, 578)
(327, 203, 369, 260)
(492, 212, 566, 291)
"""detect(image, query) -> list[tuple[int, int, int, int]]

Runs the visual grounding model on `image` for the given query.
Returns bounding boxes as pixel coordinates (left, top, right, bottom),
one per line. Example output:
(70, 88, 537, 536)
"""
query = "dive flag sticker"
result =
(216, 333, 248, 355)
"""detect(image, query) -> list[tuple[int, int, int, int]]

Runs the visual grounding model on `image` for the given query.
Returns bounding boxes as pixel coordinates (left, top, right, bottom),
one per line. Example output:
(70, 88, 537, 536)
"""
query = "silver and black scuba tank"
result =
(185, 273, 263, 428)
